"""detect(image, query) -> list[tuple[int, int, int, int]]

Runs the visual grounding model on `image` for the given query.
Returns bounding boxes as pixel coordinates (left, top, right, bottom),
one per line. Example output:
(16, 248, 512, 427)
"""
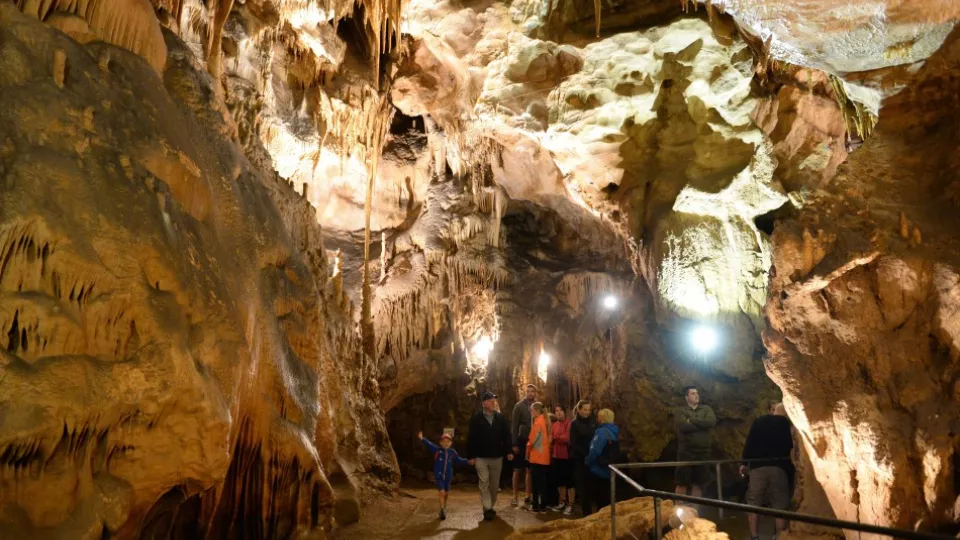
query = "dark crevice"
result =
(754, 200, 794, 236)
(7, 310, 19, 353)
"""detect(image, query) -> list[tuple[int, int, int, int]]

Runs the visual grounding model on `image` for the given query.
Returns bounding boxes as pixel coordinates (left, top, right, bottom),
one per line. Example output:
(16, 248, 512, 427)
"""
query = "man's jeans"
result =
(475, 457, 504, 510)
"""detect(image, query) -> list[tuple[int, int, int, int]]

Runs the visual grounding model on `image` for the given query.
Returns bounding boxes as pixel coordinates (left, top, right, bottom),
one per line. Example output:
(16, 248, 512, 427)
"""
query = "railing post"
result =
(610, 468, 617, 540)
(654, 496, 662, 540)
(716, 463, 724, 519)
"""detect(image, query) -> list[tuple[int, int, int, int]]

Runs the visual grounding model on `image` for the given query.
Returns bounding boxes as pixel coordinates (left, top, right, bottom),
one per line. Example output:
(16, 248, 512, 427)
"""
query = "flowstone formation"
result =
(0, 3, 397, 538)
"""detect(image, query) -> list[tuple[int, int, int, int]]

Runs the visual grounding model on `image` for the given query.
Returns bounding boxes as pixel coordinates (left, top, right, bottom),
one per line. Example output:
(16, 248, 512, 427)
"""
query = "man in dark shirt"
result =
(674, 385, 716, 496)
(510, 384, 536, 507)
(466, 391, 514, 521)
(739, 402, 794, 539)
(569, 399, 596, 516)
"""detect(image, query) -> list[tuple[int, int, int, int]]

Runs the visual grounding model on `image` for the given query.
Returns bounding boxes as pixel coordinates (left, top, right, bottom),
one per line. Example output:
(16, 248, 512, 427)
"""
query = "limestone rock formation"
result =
(0, 4, 396, 538)
(506, 497, 676, 540)
(4, 0, 960, 536)
(764, 29, 960, 533)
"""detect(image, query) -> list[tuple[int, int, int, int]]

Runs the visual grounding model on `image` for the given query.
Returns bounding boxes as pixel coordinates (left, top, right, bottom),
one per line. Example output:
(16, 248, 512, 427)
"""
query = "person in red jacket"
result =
(525, 402, 552, 513)
(548, 404, 574, 514)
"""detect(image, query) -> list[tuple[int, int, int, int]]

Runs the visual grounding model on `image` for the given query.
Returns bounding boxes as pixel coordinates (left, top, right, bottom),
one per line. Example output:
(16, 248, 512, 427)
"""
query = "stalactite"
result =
(899, 211, 910, 239)
(52, 49, 66, 89)
(13, 0, 167, 73)
(205, 0, 234, 80)
(380, 232, 387, 282)
(829, 75, 878, 140)
(488, 186, 507, 249)
(593, 0, 601, 37)
(361, 155, 378, 357)
(359, 97, 396, 358)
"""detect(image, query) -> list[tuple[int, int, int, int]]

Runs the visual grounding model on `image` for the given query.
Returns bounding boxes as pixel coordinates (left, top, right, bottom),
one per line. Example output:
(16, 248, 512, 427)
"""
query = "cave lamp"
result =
(471, 335, 494, 365)
(537, 350, 551, 382)
(690, 324, 718, 355)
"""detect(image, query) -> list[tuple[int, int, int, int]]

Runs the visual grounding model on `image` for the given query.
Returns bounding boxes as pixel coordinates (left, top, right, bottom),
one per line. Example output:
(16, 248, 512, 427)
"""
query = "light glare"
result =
(602, 295, 618, 309)
(537, 350, 551, 382)
(690, 325, 718, 354)
(472, 336, 493, 363)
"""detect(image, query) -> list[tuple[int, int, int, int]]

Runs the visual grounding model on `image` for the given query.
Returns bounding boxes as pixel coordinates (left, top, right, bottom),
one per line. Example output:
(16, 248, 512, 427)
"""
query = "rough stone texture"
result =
(5, 0, 960, 535)
(0, 4, 396, 538)
(506, 497, 677, 540)
(695, 0, 959, 75)
(383, 6, 787, 477)
(764, 30, 960, 534)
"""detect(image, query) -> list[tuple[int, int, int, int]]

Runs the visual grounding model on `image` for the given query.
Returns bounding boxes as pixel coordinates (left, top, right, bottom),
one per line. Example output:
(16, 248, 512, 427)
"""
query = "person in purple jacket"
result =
(419, 431, 475, 520)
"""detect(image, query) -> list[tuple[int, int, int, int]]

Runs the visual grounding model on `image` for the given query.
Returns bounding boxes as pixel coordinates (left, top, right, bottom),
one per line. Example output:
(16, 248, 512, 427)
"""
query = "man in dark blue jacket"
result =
(466, 391, 514, 521)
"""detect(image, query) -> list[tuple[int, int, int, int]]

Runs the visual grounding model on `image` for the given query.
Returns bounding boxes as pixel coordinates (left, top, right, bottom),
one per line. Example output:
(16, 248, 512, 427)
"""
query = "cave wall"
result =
(0, 3, 397, 538)
(764, 31, 960, 531)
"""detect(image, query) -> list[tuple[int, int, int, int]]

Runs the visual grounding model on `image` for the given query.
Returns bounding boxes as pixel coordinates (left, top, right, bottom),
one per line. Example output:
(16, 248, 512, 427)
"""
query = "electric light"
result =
(472, 335, 493, 363)
(537, 350, 551, 382)
(690, 324, 718, 355)
(602, 294, 618, 310)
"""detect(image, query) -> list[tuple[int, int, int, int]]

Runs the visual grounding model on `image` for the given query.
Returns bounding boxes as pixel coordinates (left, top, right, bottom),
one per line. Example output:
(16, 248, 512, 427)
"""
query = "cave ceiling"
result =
(3, 0, 960, 537)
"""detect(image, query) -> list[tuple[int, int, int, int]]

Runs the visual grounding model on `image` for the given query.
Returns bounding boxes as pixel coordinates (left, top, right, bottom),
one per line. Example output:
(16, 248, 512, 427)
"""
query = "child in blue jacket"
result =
(419, 431, 474, 520)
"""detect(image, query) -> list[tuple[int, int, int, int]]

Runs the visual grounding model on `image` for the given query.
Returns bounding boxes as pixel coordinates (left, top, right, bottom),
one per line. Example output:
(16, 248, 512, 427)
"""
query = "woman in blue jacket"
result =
(419, 431, 474, 520)
(585, 409, 620, 513)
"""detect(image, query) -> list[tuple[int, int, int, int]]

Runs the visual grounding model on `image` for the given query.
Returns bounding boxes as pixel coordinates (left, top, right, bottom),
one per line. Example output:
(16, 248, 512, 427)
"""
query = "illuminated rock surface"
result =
(506, 497, 676, 540)
(2, 0, 960, 537)
(764, 31, 960, 532)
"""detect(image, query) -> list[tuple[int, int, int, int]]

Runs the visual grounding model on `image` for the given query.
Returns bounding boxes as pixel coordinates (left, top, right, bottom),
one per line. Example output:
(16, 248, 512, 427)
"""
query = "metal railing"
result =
(608, 459, 954, 540)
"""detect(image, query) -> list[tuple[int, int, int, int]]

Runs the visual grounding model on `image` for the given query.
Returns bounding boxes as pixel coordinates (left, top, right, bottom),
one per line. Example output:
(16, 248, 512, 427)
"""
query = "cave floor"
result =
(332, 482, 775, 539)
(332, 482, 565, 539)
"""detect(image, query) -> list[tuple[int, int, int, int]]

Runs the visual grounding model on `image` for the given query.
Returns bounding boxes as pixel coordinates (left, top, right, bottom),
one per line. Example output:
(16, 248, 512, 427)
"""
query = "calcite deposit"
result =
(0, 3, 397, 538)
(3, 0, 960, 537)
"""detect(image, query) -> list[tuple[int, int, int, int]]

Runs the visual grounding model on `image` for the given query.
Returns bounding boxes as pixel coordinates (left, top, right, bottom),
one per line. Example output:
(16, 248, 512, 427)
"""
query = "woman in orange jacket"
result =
(526, 402, 552, 513)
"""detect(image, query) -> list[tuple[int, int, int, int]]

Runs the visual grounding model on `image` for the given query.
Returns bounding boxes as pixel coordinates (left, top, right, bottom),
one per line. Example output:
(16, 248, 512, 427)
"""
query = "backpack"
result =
(596, 436, 625, 468)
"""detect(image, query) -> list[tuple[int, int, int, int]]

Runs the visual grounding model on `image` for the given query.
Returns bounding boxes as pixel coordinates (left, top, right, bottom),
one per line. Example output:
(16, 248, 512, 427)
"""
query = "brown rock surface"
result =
(764, 29, 960, 533)
(506, 497, 677, 540)
(0, 4, 396, 538)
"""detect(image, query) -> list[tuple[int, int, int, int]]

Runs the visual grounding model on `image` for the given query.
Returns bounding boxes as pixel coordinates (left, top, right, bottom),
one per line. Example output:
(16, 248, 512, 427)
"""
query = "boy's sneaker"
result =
(549, 503, 565, 512)
(563, 504, 574, 515)
(483, 508, 495, 521)
(439, 509, 446, 521)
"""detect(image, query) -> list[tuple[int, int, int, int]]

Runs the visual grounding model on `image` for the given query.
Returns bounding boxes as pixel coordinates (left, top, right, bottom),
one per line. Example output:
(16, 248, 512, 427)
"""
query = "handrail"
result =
(615, 456, 789, 469)
(608, 465, 953, 540)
